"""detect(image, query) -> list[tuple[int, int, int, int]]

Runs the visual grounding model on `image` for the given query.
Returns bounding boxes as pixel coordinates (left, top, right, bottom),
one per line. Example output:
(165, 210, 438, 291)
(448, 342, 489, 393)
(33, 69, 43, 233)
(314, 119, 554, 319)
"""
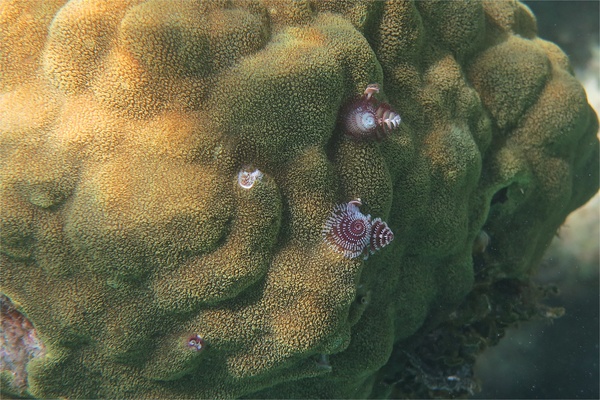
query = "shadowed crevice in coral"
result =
(490, 186, 508, 205)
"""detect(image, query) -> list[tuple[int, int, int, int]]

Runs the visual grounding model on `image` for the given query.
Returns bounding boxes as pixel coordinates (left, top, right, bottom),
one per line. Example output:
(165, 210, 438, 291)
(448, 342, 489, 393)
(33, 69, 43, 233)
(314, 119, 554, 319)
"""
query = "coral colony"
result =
(1, 1, 597, 398)
(322, 199, 394, 259)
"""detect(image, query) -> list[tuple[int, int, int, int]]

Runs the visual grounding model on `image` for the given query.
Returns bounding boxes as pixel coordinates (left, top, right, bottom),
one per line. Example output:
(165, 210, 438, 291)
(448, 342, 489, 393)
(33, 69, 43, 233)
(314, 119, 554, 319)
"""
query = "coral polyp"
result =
(322, 199, 394, 259)
(341, 84, 402, 141)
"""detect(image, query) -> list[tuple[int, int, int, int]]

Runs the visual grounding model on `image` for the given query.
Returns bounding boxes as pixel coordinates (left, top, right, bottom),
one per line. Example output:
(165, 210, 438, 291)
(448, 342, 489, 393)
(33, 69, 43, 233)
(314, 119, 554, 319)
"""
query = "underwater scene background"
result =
(476, 1, 599, 398)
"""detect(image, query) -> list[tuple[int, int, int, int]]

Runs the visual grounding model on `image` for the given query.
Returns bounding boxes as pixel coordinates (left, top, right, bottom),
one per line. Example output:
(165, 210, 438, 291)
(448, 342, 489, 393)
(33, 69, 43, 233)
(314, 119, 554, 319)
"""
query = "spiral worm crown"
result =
(322, 200, 394, 259)
(341, 84, 402, 141)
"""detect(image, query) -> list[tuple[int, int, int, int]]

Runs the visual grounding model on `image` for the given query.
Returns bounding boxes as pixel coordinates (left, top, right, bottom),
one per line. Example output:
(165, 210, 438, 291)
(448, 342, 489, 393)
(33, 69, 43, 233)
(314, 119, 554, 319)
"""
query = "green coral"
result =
(0, 0, 597, 398)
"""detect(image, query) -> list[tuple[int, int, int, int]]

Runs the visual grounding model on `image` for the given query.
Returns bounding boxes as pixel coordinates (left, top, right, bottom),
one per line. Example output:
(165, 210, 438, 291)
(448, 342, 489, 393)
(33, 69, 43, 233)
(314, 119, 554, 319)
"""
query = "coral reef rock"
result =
(0, 1, 597, 398)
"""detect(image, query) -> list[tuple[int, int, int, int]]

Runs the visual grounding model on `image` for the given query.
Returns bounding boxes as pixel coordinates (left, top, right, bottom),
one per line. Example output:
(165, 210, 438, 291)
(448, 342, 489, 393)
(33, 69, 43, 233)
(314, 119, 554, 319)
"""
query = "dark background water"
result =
(473, 1, 599, 399)
(525, 0, 599, 67)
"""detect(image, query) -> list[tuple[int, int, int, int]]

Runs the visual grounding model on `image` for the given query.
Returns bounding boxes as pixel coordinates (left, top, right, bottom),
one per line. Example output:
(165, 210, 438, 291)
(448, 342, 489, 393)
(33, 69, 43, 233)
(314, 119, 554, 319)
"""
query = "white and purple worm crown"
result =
(322, 199, 394, 259)
(341, 83, 402, 141)
(237, 167, 263, 189)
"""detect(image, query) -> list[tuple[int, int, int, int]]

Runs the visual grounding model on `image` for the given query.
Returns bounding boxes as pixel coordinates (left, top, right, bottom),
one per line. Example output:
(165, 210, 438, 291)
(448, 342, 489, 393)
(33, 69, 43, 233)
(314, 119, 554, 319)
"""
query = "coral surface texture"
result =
(0, 0, 598, 398)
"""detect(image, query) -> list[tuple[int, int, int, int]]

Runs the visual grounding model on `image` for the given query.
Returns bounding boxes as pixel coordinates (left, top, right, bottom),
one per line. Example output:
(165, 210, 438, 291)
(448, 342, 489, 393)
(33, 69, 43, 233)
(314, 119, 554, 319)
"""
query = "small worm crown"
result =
(187, 335, 205, 352)
(322, 199, 394, 259)
(237, 167, 264, 189)
(341, 84, 402, 141)
(1, 295, 46, 394)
